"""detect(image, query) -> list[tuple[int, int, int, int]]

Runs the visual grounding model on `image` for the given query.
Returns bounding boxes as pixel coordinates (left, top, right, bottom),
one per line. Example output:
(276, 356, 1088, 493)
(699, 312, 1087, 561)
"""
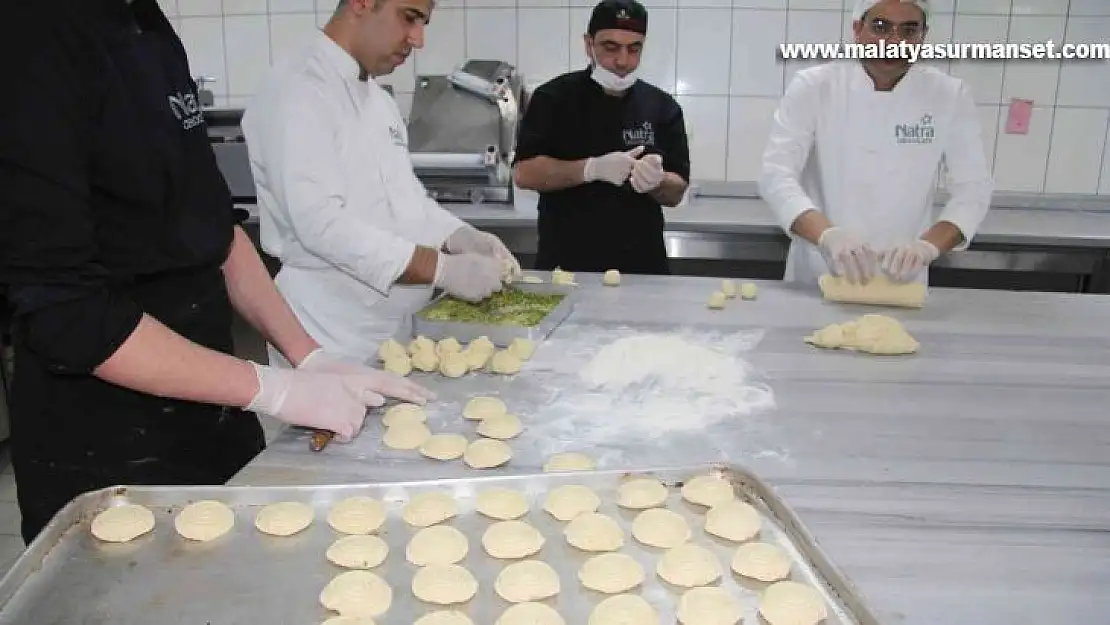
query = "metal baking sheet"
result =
(410, 282, 576, 347)
(0, 464, 880, 625)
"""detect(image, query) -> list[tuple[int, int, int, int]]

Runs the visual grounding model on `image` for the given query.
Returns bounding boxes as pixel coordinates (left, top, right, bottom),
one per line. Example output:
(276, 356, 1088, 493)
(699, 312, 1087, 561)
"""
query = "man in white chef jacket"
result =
(759, 0, 993, 287)
(242, 0, 522, 365)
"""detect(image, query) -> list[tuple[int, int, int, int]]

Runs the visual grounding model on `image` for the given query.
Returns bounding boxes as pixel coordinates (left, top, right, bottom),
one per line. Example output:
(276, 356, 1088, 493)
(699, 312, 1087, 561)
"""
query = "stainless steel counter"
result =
(232, 274, 1110, 625)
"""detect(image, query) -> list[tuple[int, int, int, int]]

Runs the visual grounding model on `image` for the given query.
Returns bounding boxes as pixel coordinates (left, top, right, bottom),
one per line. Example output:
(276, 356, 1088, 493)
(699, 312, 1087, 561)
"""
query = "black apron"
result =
(9, 4, 264, 545)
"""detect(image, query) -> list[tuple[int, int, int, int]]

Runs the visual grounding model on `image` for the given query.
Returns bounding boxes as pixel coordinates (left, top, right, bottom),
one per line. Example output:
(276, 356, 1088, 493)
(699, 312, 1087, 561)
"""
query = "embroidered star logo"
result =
(617, 9, 629, 19)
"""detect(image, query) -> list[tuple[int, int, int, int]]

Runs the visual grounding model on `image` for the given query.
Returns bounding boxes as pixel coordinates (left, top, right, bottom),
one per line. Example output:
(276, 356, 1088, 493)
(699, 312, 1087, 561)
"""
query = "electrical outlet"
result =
(1005, 99, 1033, 135)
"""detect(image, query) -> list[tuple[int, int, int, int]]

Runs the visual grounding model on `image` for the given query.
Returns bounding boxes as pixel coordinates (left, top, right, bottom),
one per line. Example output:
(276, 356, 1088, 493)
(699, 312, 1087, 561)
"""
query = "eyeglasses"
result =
(867, 17, 924, 40)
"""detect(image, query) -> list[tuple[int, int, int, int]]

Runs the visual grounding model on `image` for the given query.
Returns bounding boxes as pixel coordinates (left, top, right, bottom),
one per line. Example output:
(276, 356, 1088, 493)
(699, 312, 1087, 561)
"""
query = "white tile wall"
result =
(162, 0, 1110, 194)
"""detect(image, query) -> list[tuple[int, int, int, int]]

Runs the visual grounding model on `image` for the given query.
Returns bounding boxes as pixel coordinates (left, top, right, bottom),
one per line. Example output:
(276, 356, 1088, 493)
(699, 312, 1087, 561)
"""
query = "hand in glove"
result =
(245, 363, 385, 442)
(445, 226, 522, 281)
(298, 348, 435, 404)
(583, 145, 645, 186)
(880, 240, 939, 283)
(630, 153, 665, 194)
(817, 227, 879, 284)
(434, 252, 504, 302)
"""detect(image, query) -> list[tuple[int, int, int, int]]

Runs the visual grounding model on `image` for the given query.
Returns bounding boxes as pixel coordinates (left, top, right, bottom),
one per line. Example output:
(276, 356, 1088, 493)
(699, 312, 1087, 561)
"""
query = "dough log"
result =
(818, 274, 926, 309)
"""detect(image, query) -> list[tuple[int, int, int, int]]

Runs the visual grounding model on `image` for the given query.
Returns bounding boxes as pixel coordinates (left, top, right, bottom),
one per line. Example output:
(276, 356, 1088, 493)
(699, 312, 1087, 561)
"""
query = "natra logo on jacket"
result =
(895, 114, 935, 144)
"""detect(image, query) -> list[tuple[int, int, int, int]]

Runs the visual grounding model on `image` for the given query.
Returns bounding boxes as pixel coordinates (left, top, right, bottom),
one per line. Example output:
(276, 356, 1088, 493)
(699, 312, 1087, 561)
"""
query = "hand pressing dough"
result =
(412, 564, 478, 605)
(255, 501, 314, 536)
(383, 421, 432, 450)
(495, 560, 561, 603)
(676, 586, 743, 625)
(721, 280, 736, 298)
(759, 581, 828, 625)
(476, 413, 523, 440)
(543, 452, 595, 473)
(407, 525, 469, 566)
(507, 337, 536, 361)
(589, 594, 659, 625)
(543, 485, 600, 521)
(681, 474, 735, 508)
(319, 570, 393, 618)
(819, 274, 926, 308)
(415, 612, 475, 625)
(91, 503, 155, 543)
(617, 478, 668, 509)
(578, 553, 645, 594)
(382, 403, 426, 426)
(475, 489, 529, 520)
(420, 434, 469, 461)
(439, 351, 469, 378)
(402, 492, 458, 527)
(603, 269, 621, 286)
(483, 520, 545, 559)
(383, 355, 412, 376)
(707, 291, 726, 310)
(463, 396, 506, 420)
(175, 500, 235, 542)
(328, 496, 386, 535)
(731, 541, 792, 582)
(489, 349, 522, 375)
(741, 282, 758, 300)
(411, 349, 439, 372)
(805, 313, 919, 355)
(704, 499, 761, 542)
(497, 602, 565, 625)
(656, 543, 722, 588)
(463, 438, 512, 469)
(631, 508, 690, 549)
(521, 275, 544, 284)
(327, 535, 389, 569)
(409, 335, 435, 354)
(379, 338, 407, 361)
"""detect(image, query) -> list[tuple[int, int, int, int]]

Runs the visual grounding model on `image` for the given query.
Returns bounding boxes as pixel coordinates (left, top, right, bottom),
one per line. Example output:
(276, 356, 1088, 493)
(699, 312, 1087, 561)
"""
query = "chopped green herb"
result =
(418, 288, 565, 327)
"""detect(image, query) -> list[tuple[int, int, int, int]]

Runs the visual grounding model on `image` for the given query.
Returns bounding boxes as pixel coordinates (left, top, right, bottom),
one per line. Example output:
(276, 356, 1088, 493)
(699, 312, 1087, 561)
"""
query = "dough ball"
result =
(676, 586, 743, 625)
(521, 275, 544, 284)
(383, 355, 412, 376)
(414, 612, 474, 625)
(602, 269, 621, 286)
(707, 291, 726, 310)
(328, 496, 386, 535)
(731, 541, 792, 582)
(758, 581, 828, 625)
(543, 485, 600, 521)
(407, 525, 469, 566)
(463, 396, 507, 421)
(578, 553, 645, 594)
(437, 337, 462, 356)
(468, 336, 496, 355)
(409, 336, 435, 355)
(463, 345, 492, 370)
(420, 434, 469, 461)
(656, 543, 722, 588)
(411, 349, 439, 372)
(496, 602, 565, 625)
(543, 452, 595, 473)
(402, 492, 458, 527)
(565, 512, 624, 552)
(91, 503, 155, 543)
(494, 560, 561, 603)
(489, 349, 522, 375)
(320, 570, 393, 618)
(588, 593, 659, 625)
(551, 268, 576, 286)
(326, 535, 389, 569)
(320, 616, 377, 625)
(255, 501, 314, 536)
(740, 282, 758, 300)
(174, 500, 235, 542)
(704, 499, 761, 542)
(411, 564, 478, 605)
(617, 478, 669, 509)
(463, 438, 512, 469)
(721, 279, 736, 298)
(475, 489, 529, 520)
(508, 337, 536, 361)
(476, 413, 523, 440)
(631, 508, 691, 549)
(378, 338, 407, 361)
(383, 421, 432, 450)
(482, 520, 545, 559)
(383, 403, 426, 427)
(439, 351, 468, 378)
(681, 474, 735, 508)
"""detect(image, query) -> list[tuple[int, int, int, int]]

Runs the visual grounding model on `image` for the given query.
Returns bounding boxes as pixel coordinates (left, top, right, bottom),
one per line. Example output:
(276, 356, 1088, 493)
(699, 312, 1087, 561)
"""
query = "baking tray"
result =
(410, 282, 576, 347)
(0, 464, 881, 625)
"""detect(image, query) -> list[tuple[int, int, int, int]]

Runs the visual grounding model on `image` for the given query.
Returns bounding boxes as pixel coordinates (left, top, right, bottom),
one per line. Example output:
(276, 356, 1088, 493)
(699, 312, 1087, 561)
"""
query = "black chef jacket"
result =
(513, 68, 691, 275)
(0, 0, 264, 543)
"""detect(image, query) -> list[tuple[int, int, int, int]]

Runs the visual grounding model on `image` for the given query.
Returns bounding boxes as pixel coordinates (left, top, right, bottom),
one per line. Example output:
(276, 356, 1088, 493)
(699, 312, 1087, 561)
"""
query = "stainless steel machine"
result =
(407, 60, 527, 205)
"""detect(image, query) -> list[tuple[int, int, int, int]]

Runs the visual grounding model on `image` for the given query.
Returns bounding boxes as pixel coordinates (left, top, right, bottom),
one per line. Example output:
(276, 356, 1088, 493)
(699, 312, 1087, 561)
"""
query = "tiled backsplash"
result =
(160, 0, 1110, 195)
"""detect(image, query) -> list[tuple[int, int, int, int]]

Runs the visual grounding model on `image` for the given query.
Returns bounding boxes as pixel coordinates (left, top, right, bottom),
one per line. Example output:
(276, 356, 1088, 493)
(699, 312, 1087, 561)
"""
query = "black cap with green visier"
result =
(587, 0, 648, 36)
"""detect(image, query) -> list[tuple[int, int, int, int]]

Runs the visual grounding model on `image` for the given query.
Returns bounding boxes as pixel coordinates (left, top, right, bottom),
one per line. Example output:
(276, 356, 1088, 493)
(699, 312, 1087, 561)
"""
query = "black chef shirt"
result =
(513, 68, 691, 275)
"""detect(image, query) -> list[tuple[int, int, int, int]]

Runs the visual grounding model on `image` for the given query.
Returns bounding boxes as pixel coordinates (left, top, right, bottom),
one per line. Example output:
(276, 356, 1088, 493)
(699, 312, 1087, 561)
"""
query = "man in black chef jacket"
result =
(512, 0, 691, 276)
(0, 0, 432, 544)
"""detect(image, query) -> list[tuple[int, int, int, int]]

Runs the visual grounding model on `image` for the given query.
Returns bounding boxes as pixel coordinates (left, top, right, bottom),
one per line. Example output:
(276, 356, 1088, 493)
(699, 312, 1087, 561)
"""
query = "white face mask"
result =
(590, 61, 638, 92)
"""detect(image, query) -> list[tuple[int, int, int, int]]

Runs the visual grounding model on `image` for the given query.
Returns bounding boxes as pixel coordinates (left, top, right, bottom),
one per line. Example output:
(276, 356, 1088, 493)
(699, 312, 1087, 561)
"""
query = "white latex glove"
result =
(434, 252, 504, 302)
(880, 240, 939, 283)
(245, 363, 384, 442)
(298, 348, 435, 404)
(817, 227, 879, 284)
(630, 153, 665, 194)
(444, 226, 522, 281)
(583, 145, 645, 186)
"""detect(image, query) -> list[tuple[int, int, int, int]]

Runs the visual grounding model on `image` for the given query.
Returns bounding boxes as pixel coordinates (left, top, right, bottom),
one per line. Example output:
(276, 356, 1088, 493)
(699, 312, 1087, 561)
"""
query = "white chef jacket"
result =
(241, 32, 465, 364)
(759, 61, 994, 287)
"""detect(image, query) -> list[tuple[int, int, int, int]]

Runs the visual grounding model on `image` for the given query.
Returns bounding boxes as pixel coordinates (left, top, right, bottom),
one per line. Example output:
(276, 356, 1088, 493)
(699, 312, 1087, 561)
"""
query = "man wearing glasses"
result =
(759, 0, 993, 287)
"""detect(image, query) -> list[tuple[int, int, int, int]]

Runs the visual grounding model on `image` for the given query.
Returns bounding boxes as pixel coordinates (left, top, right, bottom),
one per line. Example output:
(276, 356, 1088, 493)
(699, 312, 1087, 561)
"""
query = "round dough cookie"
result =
(255, 501, 314, 537)
(759, 581, 828, 625)
(321, 617, 377, 625)
(411, 564, 479, 605)
(475, 489, 529, 520)
(488, 349, 522, 375)
(494, 560, 561, 603)
(617, 478, 668, 509)
(91, 503, 155, 543)
(383, 403, 426, 426)
(379, 337, 408, 360)
(543, 452, 595, 472)
(420, 434, 469, 461)
(414, 612, 474, 625)
(631, 508, 691, 549)
(319, 570, 393, 618)
(411, 349, 439, 372)
(384, 421, 432, 450)
(402, 492, 458, 527)
(407, 525, 469, 566)
(468, 336, 495, 355)
(704, 499, 761, 542)
(507, 338, 536, 360)
(564, 513, 624, 552)
(482, 520, 545, 559)
(437, 337, 462, 355)
(463, 396, 507, 421)
(463, 438, 512, 469)
(463, 346, 492, 371)
(326, 535, 389, 569)
(383, 355, 412, 376)
(731, 542, 792, 582)
(175, 500, 235, 542)
(656, 543, 722, 588)
(496, 602, 565, 625)
(328, 496, 387, 535)
(681, 475, 735, 508)
(543, 485, 600, 521)
(439, 351, 468, 378)
(409, 335, 435, 354)
(476, 413, 523, 440)
(588, 593, 659, 625)
(676, 586, 743, 625)
(578, 553, 645, 594)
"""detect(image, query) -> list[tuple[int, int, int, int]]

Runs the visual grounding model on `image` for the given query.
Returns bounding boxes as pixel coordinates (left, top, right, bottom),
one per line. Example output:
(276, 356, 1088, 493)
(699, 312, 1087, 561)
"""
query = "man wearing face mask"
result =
(513, 0, 691, 276)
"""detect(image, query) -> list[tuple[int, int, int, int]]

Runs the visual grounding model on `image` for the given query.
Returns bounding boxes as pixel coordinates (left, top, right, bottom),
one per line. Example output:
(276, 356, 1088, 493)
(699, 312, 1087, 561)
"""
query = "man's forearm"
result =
(222, 227, 319, 367)
(922, 220, 964, 255)
(649, 173, 688, 207)
(790, 209, 832, 245)
(513, 157, 587, 192)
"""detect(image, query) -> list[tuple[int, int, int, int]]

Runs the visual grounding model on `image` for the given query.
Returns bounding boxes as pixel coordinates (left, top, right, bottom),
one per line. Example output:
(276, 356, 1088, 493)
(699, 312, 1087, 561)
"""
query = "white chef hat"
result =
(851, 0, 930, 22)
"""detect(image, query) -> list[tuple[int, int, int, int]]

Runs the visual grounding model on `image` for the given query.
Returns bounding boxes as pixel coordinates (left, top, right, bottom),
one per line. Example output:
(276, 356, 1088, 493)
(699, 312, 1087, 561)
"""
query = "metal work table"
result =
(232, 274, 1110, 625)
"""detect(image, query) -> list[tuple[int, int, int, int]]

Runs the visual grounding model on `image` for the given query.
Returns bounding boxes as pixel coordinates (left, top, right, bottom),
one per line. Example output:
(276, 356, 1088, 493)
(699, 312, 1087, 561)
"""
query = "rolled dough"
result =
(383, 421, 432, 450)
(255, 501, 314, 537)
(327, 496, 386, 535)
(326, 535, 389, 569)
(656, 543, 722, 588)
(463, 396, 507, 421)
(420, 434, 469, 461)
(91, 503, 155, 543)
(543, 452, 595, 473)
(174, 500, 235, 542)
(494, 560, 561, 602)
(411, 564, 478, 605)
(676, 586, 743, 625)
(463, 438, 512, 469)
(730, 541, 792, 582)
(631, 508, 690, 549)
(319, 570, 392, 618)
(617, 478, 669, 509)
(407, 525, 469, 566)
(564, 512, 624, 552)
(588, 594, 659, 625)
(543, 485, 601, 521)
(414, 612, 474, 625)
(578, 553, 645, 594)
(758, 581, 828, 625)
(482, 520, 545, 559)
(496, 602, 565, 625)
(382, 403, 426, 426)
(476, 413, 523, 440)
(475, 489, 530, 520)
(680, 475, 735, 508)
(804, 313, 920, 355)
(402, 492, 458, 527)
(818, 274, 926, 308)
(704, 499, 761, 542)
